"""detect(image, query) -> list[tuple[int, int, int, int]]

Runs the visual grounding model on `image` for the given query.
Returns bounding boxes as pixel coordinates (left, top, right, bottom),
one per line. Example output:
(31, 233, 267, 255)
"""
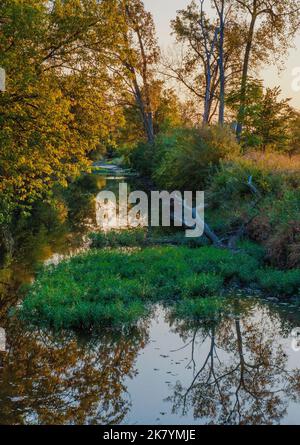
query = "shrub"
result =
(129, 140, 156, 177)
(152, 126, 240, 190)
(248, 189, 300, 268)
(208, 159, 283, 209)
(208, 156, 300, 269)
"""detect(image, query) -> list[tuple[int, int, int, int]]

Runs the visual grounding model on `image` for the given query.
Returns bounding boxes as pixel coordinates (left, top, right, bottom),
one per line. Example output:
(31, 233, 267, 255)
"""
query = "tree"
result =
(213, 0, 226, 125)
(100, 0, 160, 144)
(228, 83, 294, 151)
(288, 113, 300, 158)
(199, 0, 220, 125)
(235, 0, 300, 139)
(116, 83, 184, 149)
(167, 0, 244, 125)
(254, 87, 293, 151)
(0, 0, 122, 251)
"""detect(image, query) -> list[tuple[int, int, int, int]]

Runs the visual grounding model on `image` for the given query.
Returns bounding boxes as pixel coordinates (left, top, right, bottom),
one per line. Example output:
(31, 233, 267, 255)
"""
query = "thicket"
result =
(128, 126, 300, 270)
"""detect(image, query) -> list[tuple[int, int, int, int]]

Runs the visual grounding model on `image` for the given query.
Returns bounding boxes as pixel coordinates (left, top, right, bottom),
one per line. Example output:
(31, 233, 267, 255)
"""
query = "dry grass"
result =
(245, 151, 300, 173)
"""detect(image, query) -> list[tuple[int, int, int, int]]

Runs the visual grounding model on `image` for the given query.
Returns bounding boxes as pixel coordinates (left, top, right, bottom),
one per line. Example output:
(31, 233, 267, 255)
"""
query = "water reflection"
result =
(0, 174, 134, 306)
(0, 300, 299, 425)
(1, 172, 300, 425)
(167, 300, 300, 425)
(0, 319, 149, 425)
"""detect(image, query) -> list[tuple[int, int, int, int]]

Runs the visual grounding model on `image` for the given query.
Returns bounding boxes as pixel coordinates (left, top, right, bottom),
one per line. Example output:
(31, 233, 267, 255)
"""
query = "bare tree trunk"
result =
(199, 0, 219, 126)
(203, 70, 212, 125)
(236, 5, 257, 140)
(123, 3, 155, 145)
(217, 1, 225, 125)
(203, 28, 219, 126)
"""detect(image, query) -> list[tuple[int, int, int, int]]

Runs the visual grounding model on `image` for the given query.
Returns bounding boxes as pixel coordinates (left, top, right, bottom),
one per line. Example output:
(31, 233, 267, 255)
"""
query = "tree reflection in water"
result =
(167, 300, 300, 425)
(1, 299, 300, 424)
(0, 319, 149, 425)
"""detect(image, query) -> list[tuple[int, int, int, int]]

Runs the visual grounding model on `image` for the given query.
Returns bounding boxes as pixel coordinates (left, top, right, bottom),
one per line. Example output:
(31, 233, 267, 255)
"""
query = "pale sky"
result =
(144, 0, 300, 109)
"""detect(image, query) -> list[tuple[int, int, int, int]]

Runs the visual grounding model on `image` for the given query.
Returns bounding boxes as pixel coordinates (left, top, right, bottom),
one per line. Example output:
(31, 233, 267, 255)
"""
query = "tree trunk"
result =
(203, 69, 212, 125)
(1, 225, 14, 263)
(236, 9, 257, 140)
(132, 77, 154, 144)
(218, 4, 225, 125)
(203, 29, 219, 126)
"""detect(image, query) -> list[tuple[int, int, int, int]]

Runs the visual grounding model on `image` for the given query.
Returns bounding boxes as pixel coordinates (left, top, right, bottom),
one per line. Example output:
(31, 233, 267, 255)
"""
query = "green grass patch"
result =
(256, 269, 300, 296)
(89, 229, 209, 249)
(181, 273, 224, 298)
(90, 229, 147, 248)
(19, 245, 300, 330)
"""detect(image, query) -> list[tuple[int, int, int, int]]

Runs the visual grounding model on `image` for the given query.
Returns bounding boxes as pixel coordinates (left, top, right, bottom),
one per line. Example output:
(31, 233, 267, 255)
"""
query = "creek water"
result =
(0, 171, 300, 425)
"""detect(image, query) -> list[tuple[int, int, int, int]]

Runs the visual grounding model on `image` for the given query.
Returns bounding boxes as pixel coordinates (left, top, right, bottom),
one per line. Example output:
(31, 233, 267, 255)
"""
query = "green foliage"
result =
(256, 269, 300, 297)
(249, 189, 300, 268)
(228, 81, 294, 151)
(209, 159, 283, 207)
(153, 126, 240, 190)
(173, 297, 229, 321)
(128, 126, 240, 187)
(89, 228, 209, 249)
(237, 240, 266, 264)
(208, 157, 300, 269)
(181, 273, 224, 298)
(288, 113, 300, 157)
(187, 246, 260, 283)
(19, 244, 298, 330)
(129, 141, 156, 177)
(90, 229, 147, 248)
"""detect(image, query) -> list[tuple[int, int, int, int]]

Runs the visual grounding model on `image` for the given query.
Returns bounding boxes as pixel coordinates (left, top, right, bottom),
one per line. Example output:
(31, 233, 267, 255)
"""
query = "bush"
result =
(208, 159, 283, 209)
(128, 126, 240, 188)
(153, 126, 240, 190)
(208, 156, 300, 269)
(248, 189, 300, 268)
(129, 140, 156, 177)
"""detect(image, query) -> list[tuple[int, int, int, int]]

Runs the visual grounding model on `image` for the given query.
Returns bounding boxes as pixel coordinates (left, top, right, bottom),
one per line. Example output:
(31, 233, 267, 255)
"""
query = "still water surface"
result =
(0, 301, 300, 424)
(0, 172, 300, 425)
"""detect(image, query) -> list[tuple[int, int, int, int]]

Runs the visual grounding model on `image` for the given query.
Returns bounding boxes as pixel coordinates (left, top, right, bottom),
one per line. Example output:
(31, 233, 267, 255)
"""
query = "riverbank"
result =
(1, 168, 300, 426)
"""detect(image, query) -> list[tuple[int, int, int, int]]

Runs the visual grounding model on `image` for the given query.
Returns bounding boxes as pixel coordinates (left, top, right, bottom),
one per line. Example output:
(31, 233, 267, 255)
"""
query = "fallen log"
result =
(171, 176, 262, 251)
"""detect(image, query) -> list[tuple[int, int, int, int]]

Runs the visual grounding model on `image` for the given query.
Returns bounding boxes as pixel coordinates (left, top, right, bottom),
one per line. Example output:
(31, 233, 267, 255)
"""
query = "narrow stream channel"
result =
(0, 170, 300, 425)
